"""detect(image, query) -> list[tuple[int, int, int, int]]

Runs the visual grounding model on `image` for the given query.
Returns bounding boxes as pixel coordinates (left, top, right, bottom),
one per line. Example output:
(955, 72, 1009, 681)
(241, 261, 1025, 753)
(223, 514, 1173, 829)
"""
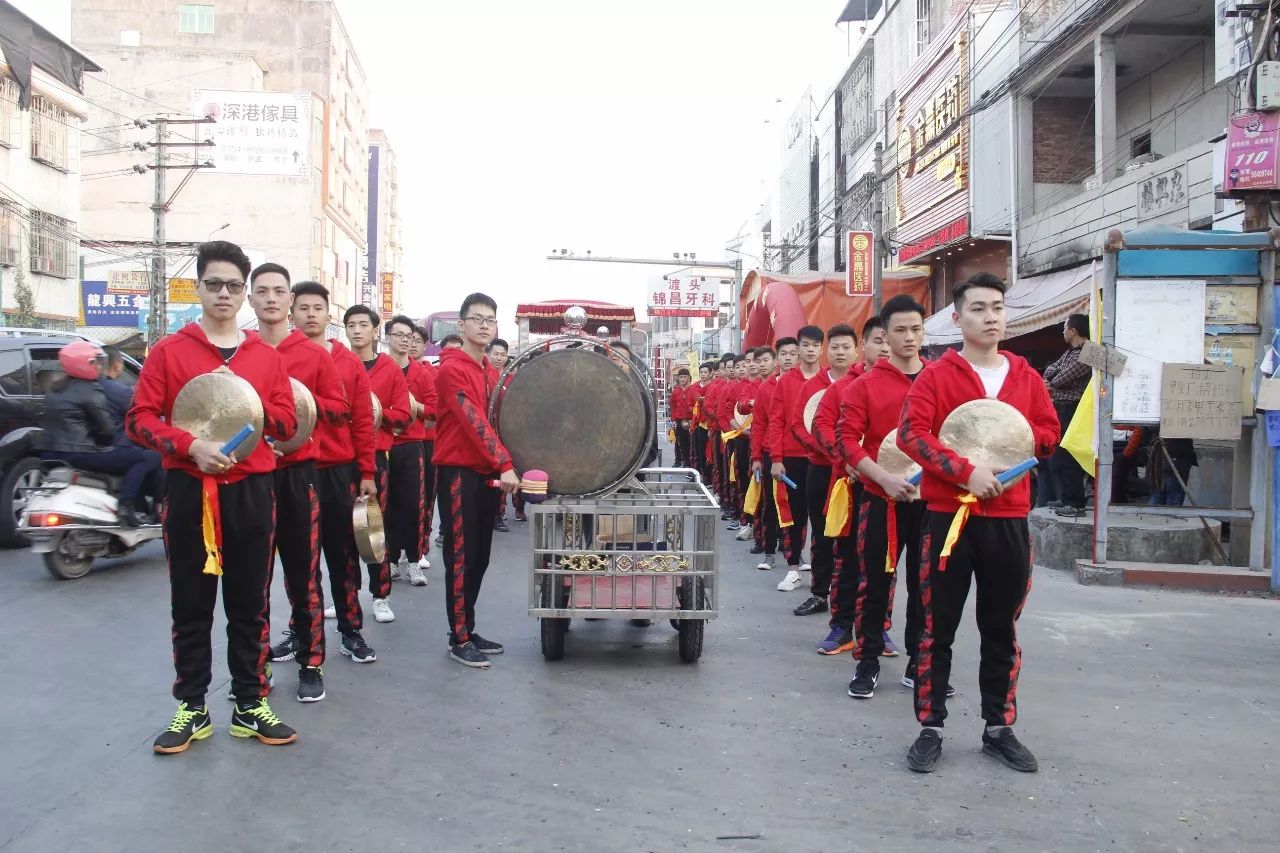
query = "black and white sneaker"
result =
(296, 666, 325, 703)
(981, 727, 1039, 773)
(907, 729, 943, 773)
(229, 698, 298, 746)
(339, 631, 377, 663)
(153, 702, 212, 754)
(847, 659, 880, 699)
(269, 631, 297, 662)
(793, 596, 828, 616)
(470, 633, 504, 655)
(900, 660, 955, 696)
(449, 641, 491, 668)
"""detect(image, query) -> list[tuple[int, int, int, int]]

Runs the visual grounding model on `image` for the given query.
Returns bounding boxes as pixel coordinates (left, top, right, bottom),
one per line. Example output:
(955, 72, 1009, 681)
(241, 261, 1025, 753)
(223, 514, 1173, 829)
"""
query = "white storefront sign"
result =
(193, 89, 311, 177)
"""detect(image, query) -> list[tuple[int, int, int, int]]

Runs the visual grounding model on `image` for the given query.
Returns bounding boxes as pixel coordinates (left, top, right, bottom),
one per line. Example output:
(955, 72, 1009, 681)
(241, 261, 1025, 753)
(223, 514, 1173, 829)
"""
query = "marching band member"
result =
(691, 362, 713, 485)
(748, 342, 788, 570)
(250, 264, 349, 704)
(411, 325, 439, 572)
(897, 273, 1059, 774)
(669, 368, 693, 468)
(767, 326, 823, 592)
(290, 282, 380, 665)
(130, 241, 299, 754)
(385, 315, 434, 585)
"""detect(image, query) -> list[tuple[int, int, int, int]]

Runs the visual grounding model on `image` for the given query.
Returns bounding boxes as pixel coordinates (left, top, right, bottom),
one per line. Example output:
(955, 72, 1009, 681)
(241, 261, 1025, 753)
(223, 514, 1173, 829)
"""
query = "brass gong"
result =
(371, 394, 383, 431)
(172, 371, 264, 458)
(802, 388, 825, 434)
(878, 429, 920, 499)
(272, 378, 317, 456)
(353, 496, 386, 563)
(938, 399, 1034, 485)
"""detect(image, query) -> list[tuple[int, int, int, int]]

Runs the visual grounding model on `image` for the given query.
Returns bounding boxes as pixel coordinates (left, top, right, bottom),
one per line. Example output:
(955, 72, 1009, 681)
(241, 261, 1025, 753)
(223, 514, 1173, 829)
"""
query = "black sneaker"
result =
(269, 631, 297, 662)
(470, 633, 504, 655)
(1046, 500, 1065, 510)
(230, 698, 298, 745)
(981, 727, 1039, 773)
(900, 660, 955, 696)
(339, 631, 377, 663)
(297, 666, 325, 703)
(117, 504, 141, 528)
(793, 596, 829, 616)
(449, 640, 491, 668)
(153, 702, 212, 754)
(907, 729, 943, 773)
(847, 659, 880, 699)
(1054, 505, 1086, 518)
(749, 544, 765, 555)
(494, 516, 509, 532)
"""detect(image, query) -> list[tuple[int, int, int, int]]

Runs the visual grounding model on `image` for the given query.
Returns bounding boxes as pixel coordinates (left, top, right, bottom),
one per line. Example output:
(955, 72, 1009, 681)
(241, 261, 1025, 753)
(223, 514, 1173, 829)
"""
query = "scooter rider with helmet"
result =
(39, 340, 161, 527)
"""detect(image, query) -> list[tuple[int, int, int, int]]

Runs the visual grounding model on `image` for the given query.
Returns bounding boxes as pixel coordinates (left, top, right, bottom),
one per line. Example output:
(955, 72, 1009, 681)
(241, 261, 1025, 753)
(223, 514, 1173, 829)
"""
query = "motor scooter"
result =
(20, 466, 162, 580)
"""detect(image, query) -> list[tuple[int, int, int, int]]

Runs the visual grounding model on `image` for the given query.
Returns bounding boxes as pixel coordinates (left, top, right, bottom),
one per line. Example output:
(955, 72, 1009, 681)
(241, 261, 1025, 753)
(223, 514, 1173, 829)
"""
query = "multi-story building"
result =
(366, 128, 401, 319)
(69, 0, 372, 316)
(0, 2, 100, 328)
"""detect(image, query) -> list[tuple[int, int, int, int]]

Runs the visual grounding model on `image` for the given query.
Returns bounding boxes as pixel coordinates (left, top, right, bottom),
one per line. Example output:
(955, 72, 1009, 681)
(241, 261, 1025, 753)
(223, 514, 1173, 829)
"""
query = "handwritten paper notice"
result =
(1160, 363, 1244, 440)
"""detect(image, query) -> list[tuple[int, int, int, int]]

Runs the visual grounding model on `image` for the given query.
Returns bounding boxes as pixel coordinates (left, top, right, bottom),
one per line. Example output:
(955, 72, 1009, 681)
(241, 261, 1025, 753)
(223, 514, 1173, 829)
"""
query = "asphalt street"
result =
(2, 511, 1278, 852)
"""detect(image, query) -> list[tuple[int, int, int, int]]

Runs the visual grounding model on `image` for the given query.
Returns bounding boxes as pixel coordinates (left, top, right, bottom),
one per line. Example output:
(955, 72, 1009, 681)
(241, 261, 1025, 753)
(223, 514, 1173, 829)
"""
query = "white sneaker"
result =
(757, 554, 777, 571)
(372, 597, 395, 623)
(323, 606, 336, 620)
(406, 561, 427, 587)
(418, 555, 430, 570)
(800, 563, 812, 572)
(777, 570, 803, 591)
(389, 558, 404, 582)
(734, 526, 753, 541)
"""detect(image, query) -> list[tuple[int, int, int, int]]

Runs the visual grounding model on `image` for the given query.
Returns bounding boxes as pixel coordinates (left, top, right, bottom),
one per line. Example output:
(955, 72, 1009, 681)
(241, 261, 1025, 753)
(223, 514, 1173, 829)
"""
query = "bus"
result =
(421, 311, 461, 359)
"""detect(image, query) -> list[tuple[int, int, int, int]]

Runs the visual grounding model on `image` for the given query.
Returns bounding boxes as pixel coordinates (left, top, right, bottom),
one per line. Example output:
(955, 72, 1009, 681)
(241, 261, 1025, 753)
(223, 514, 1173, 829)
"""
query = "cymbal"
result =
(732, 402, 753, 430)
(172, 371, 264, 458)
(272, 378, 317, 456)
(802, 388, 825, 435)
(938, 399, 1034, 486)
(877, 429, 920, 500)
(371, 394, 383, 431)
(353, 496, 385, 563)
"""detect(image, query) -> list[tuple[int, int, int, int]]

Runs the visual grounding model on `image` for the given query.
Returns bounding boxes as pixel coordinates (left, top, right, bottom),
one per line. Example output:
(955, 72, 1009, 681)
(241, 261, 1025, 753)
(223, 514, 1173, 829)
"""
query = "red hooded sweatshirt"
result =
(274, 330, 349, 467)
(127, 324, 296, 483)
(766, 366, 820, 460)
(749, 374, 778, 462)
(898, 349, 1059, 517)
(838, 358, 925, 500)
(417, 359, 440, 442)
(365, 353, 411, 453)
(703, 377, 726, 432)
(669, 384, 693, 420)
(689, 379, 708, 426)
(810, 362, 867, 466)
(433, 347, 514, 475)
(394, 359, 435, 446)
(313, 339, 376, 478)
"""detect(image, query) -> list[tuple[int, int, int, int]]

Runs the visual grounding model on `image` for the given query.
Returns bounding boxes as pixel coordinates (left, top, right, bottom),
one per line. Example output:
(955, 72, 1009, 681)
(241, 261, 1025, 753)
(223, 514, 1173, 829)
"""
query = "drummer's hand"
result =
(877, 472, 915, 502)
(966, 466, 1003, 500)
(498, 469, 520, 495)
(359, 478, 378, 500)
(190, 439, 233, 475)
(751, 459, 762, 476)
(770, 461, 786, 480)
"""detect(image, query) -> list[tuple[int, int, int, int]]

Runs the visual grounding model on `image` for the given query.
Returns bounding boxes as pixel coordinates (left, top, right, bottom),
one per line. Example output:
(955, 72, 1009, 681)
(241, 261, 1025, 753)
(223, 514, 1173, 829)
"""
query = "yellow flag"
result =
(744, 476, 761, 515)
(824, 477, 851, 537)
(1061, 375, 1096, 474)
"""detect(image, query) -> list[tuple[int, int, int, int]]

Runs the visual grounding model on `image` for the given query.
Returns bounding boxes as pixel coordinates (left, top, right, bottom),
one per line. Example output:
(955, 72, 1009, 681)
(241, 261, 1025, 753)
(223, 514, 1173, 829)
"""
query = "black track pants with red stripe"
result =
(273, 461, 325, 667)
(437, 465, 500, 646)
(364, 452, 392, 598)
(317, 461, 363, 635)
(732, 436, 751, 520)
(754, 452, 779, 554)
(915, 512, 1032, 728)
(780, 456, 809, 566)
(828, 481, 864, 631)
(388, 441, 425, 563)
(164, 470, 275, 706)
(420, 440, 436, 556)
(674, 424, 691, 468)
(806, 463, 835, 597)
(693, 426, 710, 484)
(851, 492, 924, 659)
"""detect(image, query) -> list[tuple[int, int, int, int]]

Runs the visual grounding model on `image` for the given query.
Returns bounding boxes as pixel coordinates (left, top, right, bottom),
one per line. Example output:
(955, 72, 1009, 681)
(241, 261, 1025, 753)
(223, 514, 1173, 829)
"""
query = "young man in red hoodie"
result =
(897, 272, 1059, 774)
(411, 325, 439, 572)
(129, 241, 298, 754)
(768, 326, 823, 592)
(669, 368, 692, 468)
(749, 342, 789, 570)
(384, 314, 435, 586)
(691, 362, 712, 485)
(838, 297, 930, 696)
(250, 264, 348, 704)
(289, 281, 379, 664)
(345, 305, 411, 626)
(435, 292, 520, 668)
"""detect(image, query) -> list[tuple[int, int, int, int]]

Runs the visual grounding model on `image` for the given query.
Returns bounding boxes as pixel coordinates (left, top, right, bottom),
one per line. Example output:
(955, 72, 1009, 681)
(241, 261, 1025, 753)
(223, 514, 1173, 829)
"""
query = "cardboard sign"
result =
(1160, 363, 1244, 440)
(1256, 376, 1280, 412)
(1078, 340, 1127, 377)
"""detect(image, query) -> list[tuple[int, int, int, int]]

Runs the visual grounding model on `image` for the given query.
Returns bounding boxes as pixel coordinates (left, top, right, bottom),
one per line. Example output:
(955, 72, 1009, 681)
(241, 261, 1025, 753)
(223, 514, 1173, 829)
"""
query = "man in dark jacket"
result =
(99, 347, 164, 514)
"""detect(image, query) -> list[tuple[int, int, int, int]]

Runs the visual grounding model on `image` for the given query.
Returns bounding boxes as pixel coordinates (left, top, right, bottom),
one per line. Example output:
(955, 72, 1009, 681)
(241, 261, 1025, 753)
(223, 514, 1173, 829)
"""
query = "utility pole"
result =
(872, 140, 884, 315)
(144, 116, 216, 346)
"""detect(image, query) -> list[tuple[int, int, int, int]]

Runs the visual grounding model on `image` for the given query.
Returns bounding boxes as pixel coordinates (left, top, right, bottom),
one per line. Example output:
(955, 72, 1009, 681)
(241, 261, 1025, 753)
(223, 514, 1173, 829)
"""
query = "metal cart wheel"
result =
(677, 619, 703, 663)
(540, 617, 568, 660)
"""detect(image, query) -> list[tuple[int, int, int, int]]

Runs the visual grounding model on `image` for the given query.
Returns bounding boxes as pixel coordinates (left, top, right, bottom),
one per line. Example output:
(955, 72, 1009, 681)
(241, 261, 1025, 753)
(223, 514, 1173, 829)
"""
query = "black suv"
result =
(0, 329, 141, 545)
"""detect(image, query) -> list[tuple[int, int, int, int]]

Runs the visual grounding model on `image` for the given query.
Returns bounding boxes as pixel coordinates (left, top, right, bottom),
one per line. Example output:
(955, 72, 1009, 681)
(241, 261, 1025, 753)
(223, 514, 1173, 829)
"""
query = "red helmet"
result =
(58, 340, 106, 380)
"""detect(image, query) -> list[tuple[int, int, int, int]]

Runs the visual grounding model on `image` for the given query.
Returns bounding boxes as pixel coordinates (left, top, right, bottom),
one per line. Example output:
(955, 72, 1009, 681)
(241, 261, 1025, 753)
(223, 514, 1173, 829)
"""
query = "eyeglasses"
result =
(386, 331, 413, 340)
(464, 315, 498, 328)
(202, 278, 246, 294)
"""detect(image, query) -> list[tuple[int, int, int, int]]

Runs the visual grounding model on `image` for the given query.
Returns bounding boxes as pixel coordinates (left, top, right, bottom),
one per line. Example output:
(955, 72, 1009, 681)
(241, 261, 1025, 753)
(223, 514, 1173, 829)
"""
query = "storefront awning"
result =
(924, 262, 1095, 346)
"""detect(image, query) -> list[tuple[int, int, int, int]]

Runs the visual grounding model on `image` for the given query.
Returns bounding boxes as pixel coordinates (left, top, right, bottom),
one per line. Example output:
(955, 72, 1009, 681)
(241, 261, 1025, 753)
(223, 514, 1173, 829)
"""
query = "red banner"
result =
(898, 214, 969, 264)
(845, 231, 874, 296)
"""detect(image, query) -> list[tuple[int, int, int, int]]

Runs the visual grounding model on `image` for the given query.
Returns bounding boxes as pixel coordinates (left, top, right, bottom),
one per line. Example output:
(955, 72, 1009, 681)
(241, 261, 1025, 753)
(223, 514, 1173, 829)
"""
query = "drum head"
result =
(496, 348, 651, 496)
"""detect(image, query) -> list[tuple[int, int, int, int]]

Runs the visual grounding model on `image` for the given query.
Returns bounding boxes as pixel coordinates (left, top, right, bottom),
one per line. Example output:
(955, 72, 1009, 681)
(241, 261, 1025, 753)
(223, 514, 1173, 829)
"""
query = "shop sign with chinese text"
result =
(846, 231, 874, 296)
(1224, 111, 1280, 191)
(193, 89, 311, 177)
(647, 276, 720, 318)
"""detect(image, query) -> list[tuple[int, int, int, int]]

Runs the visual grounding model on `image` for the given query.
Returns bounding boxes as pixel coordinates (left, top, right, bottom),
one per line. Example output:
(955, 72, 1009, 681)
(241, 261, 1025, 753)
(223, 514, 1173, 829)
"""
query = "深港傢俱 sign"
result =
(193, 89, 311, 177)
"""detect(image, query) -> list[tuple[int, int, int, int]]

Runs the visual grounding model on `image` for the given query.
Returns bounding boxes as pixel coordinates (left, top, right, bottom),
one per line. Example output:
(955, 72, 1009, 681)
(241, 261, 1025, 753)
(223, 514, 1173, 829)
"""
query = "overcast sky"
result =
(20, 0, 854, 325)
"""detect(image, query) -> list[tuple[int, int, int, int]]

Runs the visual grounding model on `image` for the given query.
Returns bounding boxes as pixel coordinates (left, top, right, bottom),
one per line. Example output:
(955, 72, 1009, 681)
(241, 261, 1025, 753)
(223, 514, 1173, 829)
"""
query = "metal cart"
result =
(529, 468, 719, 662)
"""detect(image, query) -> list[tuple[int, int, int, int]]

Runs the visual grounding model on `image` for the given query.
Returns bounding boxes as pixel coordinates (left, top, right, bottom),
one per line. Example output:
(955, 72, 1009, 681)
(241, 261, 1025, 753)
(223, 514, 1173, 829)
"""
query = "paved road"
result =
(2, 513, 1278, 852)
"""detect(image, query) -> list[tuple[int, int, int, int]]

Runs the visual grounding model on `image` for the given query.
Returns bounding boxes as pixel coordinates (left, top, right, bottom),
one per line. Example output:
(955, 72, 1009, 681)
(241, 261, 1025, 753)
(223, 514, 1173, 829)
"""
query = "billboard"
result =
(845, 231, 874, 296)
(82, 281, 146, 326)
(379, 271, 394, 319)
(647, 276, 720, 318)
(895, 22, 970, 258)
(193, 89, 311, 177)
(107, 269, 150, 294)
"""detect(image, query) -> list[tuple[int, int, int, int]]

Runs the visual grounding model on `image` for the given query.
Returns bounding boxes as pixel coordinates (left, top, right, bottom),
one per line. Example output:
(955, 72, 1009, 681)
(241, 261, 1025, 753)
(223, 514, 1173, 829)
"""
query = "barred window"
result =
(0, 76, 18, 148)
(30, 210, 77, 279)
(0, 201, 20, 267)
(30, 95, 71, 171)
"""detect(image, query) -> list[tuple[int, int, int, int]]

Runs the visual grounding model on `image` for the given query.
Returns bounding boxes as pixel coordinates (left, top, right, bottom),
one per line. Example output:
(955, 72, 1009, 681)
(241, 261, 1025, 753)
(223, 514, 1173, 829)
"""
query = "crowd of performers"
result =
(668, 272, 1059, 773)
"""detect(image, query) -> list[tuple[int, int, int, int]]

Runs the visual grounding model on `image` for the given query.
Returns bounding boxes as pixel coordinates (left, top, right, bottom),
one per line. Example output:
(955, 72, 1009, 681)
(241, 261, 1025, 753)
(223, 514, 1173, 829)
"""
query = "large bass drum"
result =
(491, 340, 656, 498)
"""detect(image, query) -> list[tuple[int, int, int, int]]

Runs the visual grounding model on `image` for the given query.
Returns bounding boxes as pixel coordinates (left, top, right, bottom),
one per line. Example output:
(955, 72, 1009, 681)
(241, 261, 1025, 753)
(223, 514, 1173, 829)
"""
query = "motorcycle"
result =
(20, 465, 162, 580)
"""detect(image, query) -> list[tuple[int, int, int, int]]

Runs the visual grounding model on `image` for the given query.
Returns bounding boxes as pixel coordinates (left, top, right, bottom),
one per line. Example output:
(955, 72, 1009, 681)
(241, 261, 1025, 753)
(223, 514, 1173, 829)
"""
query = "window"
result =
(30, 210, 77, 279)
(312, 217, 322, 247)
(1131, 130, 1152, 159)
(915, 0, 932, 57)
(30, 95, 71, 171)
(29, 347, 65, 394)
(0, 349, 30, 396)
(0, 201, 20, 266)
(178, 4, 214, 34)
(0, 75, 18, 148)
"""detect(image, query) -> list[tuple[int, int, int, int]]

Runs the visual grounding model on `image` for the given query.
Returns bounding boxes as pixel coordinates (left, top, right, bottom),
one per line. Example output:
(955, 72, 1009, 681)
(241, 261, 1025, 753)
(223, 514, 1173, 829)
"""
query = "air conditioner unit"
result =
(1125, 153, 1162, 171)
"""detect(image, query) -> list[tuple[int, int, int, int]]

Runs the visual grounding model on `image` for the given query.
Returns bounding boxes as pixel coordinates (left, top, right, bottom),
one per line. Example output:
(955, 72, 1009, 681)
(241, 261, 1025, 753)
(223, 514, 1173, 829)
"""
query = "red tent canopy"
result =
(515, 300, 636, 336)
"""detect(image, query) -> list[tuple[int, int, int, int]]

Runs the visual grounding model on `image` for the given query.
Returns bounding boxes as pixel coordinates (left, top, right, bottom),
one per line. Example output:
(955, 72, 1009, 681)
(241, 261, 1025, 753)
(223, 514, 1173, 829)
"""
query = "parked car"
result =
(0, 329, 141, 545)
